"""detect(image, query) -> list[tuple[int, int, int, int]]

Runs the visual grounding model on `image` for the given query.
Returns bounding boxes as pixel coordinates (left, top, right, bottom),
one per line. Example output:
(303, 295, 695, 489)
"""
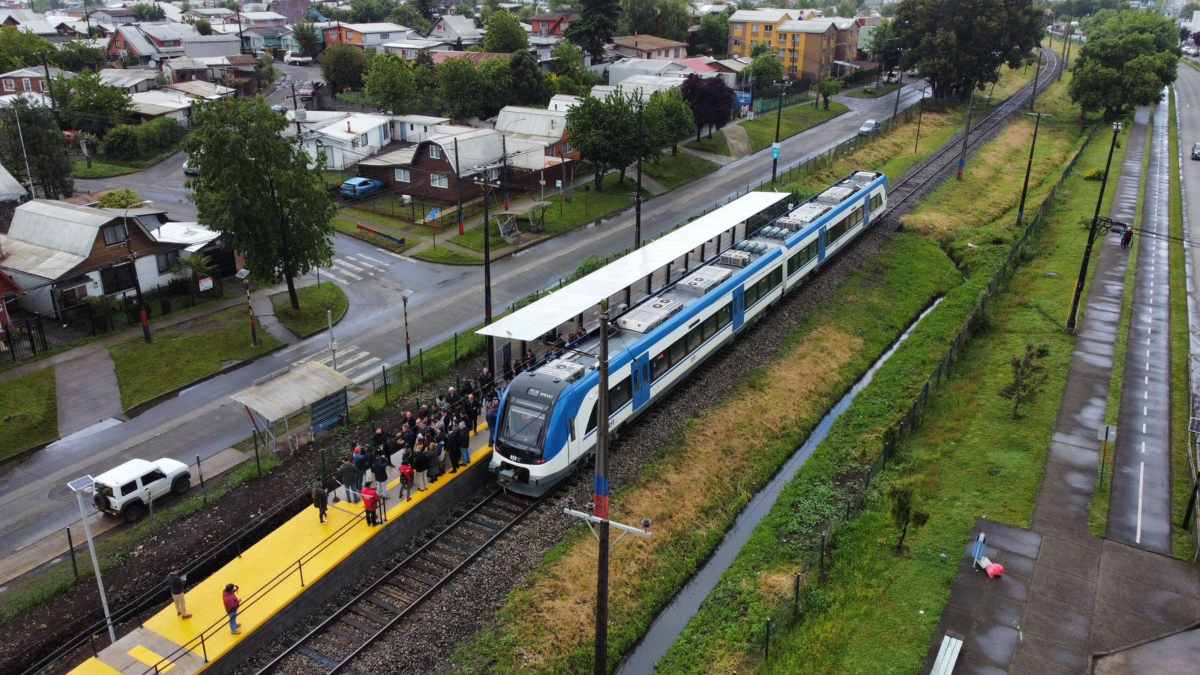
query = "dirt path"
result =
(723, 125, 752, 158)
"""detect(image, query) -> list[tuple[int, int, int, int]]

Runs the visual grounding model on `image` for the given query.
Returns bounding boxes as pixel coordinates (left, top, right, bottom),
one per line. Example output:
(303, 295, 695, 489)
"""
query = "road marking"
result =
(344, 356, 382, 378)
(1144, 406, 1148, 416)
(1143, 423, 1147, 434)
(1144, 390, 1149, 399)
(1146, 375, 1150, 384)
(1141, 440, 1146, 454)
(332, 350, 372, 369)
(1136, 461, 1145, 544)
(321, 269, 350, 285)
(330, 265, 363, 281)
(354, 253, 388, 265)
(379, 249, 406, 259)
(351, 256, 387, 271)
(333, 258, 366, 273)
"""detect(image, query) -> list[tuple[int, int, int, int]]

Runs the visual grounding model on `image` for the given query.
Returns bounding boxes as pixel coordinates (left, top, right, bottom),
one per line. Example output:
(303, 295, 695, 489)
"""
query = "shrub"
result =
(99, 118, 185, 162)
(1084, 167, 1105, 181)
(99, 125, 140, 161)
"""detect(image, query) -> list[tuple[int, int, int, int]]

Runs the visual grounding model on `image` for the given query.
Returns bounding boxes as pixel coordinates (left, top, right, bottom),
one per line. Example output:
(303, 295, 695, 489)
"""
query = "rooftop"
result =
(728, 8, 794, 23)
(612, 34, 689, 51)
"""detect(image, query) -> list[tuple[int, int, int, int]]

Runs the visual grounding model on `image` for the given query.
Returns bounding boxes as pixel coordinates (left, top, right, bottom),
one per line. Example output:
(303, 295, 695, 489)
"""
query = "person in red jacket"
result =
(361, 482, 380, 526)
(222, 583, 240, 635)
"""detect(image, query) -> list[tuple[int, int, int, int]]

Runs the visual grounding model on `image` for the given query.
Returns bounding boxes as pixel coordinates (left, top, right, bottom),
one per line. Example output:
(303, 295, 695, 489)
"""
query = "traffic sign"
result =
(771, 142, 781, 159)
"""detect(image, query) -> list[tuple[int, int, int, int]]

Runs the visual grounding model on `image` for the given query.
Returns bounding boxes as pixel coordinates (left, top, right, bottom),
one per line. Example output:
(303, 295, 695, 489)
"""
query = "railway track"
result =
(256, 488, 538, 674)
(882, 47, 1063, 220)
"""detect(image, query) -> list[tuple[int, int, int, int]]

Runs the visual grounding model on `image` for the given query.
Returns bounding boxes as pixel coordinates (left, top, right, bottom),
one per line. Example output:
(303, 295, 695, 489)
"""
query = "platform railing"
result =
(140, 507, 369, 673)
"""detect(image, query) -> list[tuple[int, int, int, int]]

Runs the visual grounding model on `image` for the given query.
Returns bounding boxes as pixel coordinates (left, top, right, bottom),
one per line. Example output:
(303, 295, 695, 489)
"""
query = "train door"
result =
(732, 286, 745, 330)
(631, 353, 651, 410)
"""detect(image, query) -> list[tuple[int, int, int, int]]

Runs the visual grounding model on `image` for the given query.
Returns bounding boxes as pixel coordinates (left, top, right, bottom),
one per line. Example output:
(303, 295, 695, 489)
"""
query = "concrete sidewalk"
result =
(54, 346, 122, 437)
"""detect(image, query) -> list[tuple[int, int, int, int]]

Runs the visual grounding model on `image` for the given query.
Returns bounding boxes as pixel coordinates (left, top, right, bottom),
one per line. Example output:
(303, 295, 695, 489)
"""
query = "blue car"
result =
(340, 177, 384, 200)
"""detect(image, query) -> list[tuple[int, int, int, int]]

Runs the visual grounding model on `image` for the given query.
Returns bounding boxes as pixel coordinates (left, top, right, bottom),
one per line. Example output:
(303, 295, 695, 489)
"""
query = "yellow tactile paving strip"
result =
(71, 431, 492, 675)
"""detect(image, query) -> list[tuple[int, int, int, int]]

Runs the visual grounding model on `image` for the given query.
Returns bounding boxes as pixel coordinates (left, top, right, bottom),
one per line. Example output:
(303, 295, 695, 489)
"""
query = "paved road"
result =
(1107, 95, 1172, 553)
(0, 85, 926, 559)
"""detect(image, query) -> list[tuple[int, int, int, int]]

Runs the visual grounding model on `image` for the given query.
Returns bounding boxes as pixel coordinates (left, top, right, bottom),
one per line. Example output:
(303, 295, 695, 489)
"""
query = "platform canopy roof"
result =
(231, 361, 353, 423)
(478, 191, 791, 342)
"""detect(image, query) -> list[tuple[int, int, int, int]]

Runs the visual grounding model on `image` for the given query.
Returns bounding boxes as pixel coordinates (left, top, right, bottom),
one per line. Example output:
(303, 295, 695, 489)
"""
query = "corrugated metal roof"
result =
(151, 222, 220, 252)
(117, 26, 156, 57)
(166, 80, 235, 99)
(495, 106, 566, 140)
(358, 147, 417, 166)
(728, 9, 793, 22)
(139, 22, 199, 42)
(0, 234, 86, 280)
(230, 361, 353, 422)
(317, 113, 391, 141)
(0, 160, 26, 201)
(98, 68, 158, 89)
(479, 192, 792, 341)
(8, 200, 114, 257)
(131, 89, 194, 115)
(427, 128, 503, 173)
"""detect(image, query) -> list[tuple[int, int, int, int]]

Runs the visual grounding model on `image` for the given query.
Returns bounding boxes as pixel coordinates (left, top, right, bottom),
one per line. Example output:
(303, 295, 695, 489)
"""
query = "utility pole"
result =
(123, 203, 152, 343)
(1017, 112, 1044, 225)
(327, 307, 337, 369)
(635, 98, 643, 249)
(454, 137, 464, 236)
(236, 8, 248, 55)
(40, 52, 57, 114)
(891, 66, 903, 121)
(68, 477, 116, 644)
(477, 175, 497, 379)
(291, 82, 302, 136)
(402, 292, 412, 364)
(11, 107, 34, 198)
(501, 135, 510, 209)
(956, 83, 975, 180)
(771, 80, 784, 184)
(592, 301, 611, 675)
(1029, 48, 1044, 112)
(913, 86, 928, 154)
(1067, 121, 1121, 334)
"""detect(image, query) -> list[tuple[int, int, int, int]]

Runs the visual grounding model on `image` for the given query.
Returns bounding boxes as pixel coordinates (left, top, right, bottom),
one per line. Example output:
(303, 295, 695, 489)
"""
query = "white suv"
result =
(92, 458, 191, 523)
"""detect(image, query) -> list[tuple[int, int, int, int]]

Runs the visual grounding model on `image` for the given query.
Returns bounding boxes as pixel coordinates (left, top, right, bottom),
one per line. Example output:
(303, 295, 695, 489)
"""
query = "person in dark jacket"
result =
(465, 393, 479, 434)
(337, 457, 359, 503)
(412, 443, 430, 491)
(373, 426, 386, 449)
(167, 571, 191, 618)
(371, 453, 390, 486)
(352, 446, 370, 496)
(311, 483, 328, 523)
(457, 420, 471, 466)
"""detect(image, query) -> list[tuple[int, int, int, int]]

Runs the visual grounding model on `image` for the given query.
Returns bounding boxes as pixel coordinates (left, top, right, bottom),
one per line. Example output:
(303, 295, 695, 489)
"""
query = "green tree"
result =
(321, 43, 366, 92)
(551, 39, 593, 93)
(350, 0, 394, 21)
(412, 0, 436, 21)
(999, 343, 1051, 419)
(566, 90, 640, 188)
(131, 2, 165, 20)
(437, 57, 482, 118)
(477, 58, 513, 117)
(568, 0, 621, 59)
(894, 0, 1044, 99)
(294, 22, 321, 57)
(484, 10, 528, 52)
(185, 98, 335, 311)
(0, 28, 53, 72)
(254, 53, 279, 90)
(888, 483, 929, 554)
(694, 12, 729, 55)
(650, 89, 693, 154)
(1181, 2, 1200, 19)
(1068, 9, 1179, 120)
(97, 187, 143, 208)
(818, 78, 841, 109)
(681, 73, 733, 140)
(52, 40, 105, 71)
(390, 3, 431, 33)
(365, 53, 418, 113)
(749, 52, 783, 87)
(0, 100, 73, 198)
(868, 19, 902, 77)
(194, 18, 213, 35)
(509, 49, 550, 105)
(57, 71, 132, 135)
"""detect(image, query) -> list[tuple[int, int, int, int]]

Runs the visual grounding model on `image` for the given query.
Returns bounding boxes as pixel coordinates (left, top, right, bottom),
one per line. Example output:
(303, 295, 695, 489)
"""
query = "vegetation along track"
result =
(235, 49, 1061, 675)
(882, 46, 1062, 222)
(255, 489, 539, 674)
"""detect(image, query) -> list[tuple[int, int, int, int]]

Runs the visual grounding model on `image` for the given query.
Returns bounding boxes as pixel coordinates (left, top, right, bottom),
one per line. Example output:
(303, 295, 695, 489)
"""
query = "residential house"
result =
(108, 23, 201, 65)
(0, 66, 72, 96)
(88, 6, 139, 25)
(357, 126, 501, 202)
(184, 33, 242, 59)
(273, 0, 313, 26)
(608, 58, 687, 85)
(300, 113, 394, 170)
(165, 79, 236, 100)
(323, 22, 412, 50)
(592, 74, 688, 102)
(98, 68, 159, 93)
(239, 11, 289, 28)
(185, 7, 236, 24)
(726, 9, 857, 81)
(548, 94, 581, 112)
(612, 34, 689, 60)
(529, 11, 576, 37)
(149, 221, 238, 277)
(0, 10, 64, 42)
(163, 57, 209, 83)
(494, 105, 577, 161)
(392, 114, 450, 143)
(211, 23, 267, 54)
(676, 56, 739, 87)
(430, 51, 510, 66)
(0, 200, 186, 320)
(429, 14, 483, 47)
(529, 35, 561, 67)
(129, 89, 195, 125)
(0, 92, 51, 108)
(381, 38, 453, 60)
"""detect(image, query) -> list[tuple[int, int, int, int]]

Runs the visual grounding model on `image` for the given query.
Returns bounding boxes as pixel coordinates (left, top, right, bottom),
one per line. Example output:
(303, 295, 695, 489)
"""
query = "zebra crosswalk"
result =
(294, 343, 384, 383)
(316, 252, 392, 285)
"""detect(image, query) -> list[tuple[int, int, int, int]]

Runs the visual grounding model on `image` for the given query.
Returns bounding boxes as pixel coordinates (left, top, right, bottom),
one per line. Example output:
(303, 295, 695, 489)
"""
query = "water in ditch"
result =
(616, 297, 945, 674)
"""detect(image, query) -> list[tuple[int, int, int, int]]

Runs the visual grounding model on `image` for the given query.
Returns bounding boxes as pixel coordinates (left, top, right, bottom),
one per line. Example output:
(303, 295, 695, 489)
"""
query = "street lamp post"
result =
(1066, 121, 1122, 334)
(476, 175, 498, 379)
(956, 83, 976, 180)
(68, 477, 116, 644)
(891, 66, 904, 121)
(771, 80, 784, 184)
(636, 99, 643, 249)
(913, 85, 929, 154)
(124, 200, 153, 343)
(1017, 112, 1045, 226)
(402, 292, 412, 364)
(1029, 48, 1044, 112)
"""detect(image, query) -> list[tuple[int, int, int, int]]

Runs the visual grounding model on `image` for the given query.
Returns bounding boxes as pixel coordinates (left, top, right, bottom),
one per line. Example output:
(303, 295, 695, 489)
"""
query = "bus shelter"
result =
(231, 361, 354, 455)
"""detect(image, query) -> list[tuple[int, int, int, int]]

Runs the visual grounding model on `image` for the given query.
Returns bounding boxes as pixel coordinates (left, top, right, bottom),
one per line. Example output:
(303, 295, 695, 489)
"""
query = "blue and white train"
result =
(480, 171, 889, 496)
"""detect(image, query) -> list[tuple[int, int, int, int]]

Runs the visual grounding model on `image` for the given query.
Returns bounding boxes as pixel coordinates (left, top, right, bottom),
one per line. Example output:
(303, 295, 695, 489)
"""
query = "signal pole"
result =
(1067, 121, 1121, 334)
(636, 99, 643, 249)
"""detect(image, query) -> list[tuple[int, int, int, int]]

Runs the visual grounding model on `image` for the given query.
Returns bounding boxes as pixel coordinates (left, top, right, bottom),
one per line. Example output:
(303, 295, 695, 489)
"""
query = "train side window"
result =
(686, 325, 702, 353)
(850, 206, 863, 225)
(610, 378, 631, 410)
(651, 350, 669, 381)
(702, 314, 718, 340)
(717, 303, 731, 327)
(769, 268, 782, 288)
(586, 404, 597, 433)
(669, 337, 687, 365)
(787, 252, 800, 275)
(870, 193, 883, 212)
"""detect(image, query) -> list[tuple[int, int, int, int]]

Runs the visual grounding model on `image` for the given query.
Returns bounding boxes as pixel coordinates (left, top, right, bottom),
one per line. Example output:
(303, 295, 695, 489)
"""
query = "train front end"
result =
(489, 365, 584, 496)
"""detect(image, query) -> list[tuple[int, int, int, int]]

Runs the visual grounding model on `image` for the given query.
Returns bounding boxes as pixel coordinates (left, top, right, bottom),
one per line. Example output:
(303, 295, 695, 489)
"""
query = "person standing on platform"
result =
(485, 396, 499, 433)
(445, 424, 461, 473)
(362, 482, 380, 526)
(457, 420, 471, 467)
(412, 441, 430, 491)
(352, 445, 369, 497)
(465, 393, 479, 434)
(371, 452, 390, 488)
(399, 460, 414, 501)
(223, 584, 241, 635)
(338, 457, 358, 503)
(311, 483, 328, 523)
(167, 571, 191, 619)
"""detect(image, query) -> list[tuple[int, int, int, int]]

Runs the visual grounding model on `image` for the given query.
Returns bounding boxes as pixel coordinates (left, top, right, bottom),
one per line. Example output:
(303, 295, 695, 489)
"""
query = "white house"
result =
(548, 94, 582, 112)
(302, 113, 394, 170)
(393, 114, 451, 142)
(98, 68, 159, 93)
(130, 89, 195, 125)
(381, 38, 453, 60)
(430, 14, 483, 46)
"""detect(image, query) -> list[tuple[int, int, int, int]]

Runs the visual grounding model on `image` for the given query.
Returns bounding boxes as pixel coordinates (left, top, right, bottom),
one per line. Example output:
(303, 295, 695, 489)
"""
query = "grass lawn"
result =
(0, 368, 57, 462)
(685, 131, 732, 156)
(844, 81, 901, 99)
(1167, 91, 1195, 558)
(743, 102, 849, 153)
(412, 243, 479, 265)
(642, 152, 720, 190)
(333, 217, 412, 254)
(72, 147, 181, 179)
(109, 306, 282, 411)
(270, 282, 348, 339)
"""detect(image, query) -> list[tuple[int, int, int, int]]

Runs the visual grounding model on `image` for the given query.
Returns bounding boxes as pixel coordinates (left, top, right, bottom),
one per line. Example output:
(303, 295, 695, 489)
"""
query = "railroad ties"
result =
(261, 489, 537, 674)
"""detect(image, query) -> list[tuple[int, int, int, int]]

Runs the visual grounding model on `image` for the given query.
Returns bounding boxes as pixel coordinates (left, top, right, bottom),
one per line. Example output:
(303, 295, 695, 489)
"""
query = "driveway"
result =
(0, 83, 928, 560)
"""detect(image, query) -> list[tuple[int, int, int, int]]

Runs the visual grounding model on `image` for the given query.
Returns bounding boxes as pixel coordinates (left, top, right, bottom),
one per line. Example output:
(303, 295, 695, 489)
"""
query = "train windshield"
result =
(501, 398, 548, 450)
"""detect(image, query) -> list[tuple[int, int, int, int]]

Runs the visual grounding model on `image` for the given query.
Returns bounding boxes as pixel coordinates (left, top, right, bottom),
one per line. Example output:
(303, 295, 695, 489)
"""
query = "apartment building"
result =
(726, 9, 858, 81)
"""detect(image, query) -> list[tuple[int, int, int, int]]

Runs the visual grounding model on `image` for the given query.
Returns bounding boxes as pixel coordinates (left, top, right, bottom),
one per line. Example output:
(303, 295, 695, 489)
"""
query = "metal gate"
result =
(0, 316, 48, 362)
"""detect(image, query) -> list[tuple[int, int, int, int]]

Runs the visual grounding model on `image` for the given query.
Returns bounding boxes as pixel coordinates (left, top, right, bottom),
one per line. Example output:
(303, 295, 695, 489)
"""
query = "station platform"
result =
(70, 426, 493, 675)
